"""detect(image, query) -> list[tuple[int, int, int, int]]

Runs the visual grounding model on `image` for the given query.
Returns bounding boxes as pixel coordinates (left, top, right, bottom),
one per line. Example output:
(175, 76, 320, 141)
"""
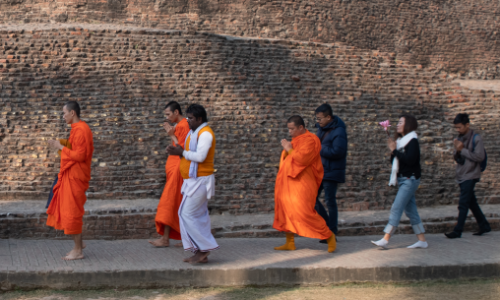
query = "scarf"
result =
(186, 122, 208, 179)
(389, 131, 418, 186)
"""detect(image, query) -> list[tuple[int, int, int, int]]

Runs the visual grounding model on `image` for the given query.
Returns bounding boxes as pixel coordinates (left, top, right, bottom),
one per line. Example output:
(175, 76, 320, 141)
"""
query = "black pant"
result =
(46, 176, 58, 209)
(453, 179, 490, 234)
(314, 180, 338, 235)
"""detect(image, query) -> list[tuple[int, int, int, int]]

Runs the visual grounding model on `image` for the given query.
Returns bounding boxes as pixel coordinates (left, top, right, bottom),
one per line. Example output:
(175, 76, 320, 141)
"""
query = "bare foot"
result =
(174, 242, 183, 248)
(190, 252, 210, 264)
(182, 256, 208, 263)
(149, 238, 170, 247)
(67, 242, 86, 256)
(62, 249, 84, 261)
(196, 257, 208, 263)
(183, 255, 196, 263)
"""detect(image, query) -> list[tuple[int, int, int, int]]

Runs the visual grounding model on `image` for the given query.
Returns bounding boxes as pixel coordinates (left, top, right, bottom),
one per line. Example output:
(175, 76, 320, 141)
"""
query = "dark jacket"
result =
(454, 129, 484, 183)
(315, 116, 348, 183)
(390, 138, 421, 179)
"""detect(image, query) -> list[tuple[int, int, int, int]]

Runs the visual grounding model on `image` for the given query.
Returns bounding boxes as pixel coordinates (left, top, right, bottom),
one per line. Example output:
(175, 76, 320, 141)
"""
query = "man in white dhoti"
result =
(167, 104, 219, 264)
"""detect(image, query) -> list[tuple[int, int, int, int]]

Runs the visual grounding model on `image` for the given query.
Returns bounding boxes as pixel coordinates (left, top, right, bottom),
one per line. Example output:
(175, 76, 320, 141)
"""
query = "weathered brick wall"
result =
(0, 0, 499, 77)
(0, 24, 500, 214)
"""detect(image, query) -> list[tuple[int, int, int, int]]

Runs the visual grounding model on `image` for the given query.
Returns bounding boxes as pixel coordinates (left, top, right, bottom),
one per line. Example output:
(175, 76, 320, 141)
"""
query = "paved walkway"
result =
(1, 232, 500, 289)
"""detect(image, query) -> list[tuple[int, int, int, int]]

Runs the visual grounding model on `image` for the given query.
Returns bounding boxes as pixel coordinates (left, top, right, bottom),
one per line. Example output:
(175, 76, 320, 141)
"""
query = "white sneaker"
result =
(371, 238, 388, 249)
(407, 241, 428, 249)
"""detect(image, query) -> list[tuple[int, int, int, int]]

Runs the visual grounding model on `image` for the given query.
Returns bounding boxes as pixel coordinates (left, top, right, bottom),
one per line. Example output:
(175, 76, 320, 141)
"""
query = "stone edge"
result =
(0, 263, 498, 290)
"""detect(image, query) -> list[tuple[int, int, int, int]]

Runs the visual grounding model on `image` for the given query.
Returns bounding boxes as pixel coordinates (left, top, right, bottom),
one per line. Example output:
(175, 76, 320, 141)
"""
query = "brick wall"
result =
(0, 25, 500, 214)
(0, 0, 499, 77)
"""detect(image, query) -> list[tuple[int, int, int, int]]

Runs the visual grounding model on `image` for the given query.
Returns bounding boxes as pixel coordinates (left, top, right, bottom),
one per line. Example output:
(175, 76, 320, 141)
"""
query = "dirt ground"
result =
(1, 279, 500, 300)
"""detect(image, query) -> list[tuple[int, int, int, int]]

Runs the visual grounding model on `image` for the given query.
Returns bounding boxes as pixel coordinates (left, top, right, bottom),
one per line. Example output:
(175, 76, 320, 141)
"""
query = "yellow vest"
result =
(179, 126, 216, 179)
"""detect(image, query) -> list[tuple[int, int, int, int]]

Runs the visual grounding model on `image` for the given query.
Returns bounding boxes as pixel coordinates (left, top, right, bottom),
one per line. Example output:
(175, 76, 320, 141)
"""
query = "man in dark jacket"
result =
(445, 113, 491, 239)
(314, 103, 348, 242)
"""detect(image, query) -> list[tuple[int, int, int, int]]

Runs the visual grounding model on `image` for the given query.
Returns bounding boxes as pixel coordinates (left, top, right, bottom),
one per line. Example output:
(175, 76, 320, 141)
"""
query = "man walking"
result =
(46, 101, 94, 260)
(314, 103, 348, 242)
(445, 113, 491, 239)
(167, 104, 219, 264)
(149, 101, 189, 247)
(273, 115, 336, 253)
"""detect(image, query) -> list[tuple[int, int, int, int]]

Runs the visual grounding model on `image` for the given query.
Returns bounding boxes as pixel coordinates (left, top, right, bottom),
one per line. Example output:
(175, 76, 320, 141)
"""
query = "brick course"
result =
(0, 24, 499, 215)
(3, 209, 500, 240)
(0, 0, 499, 77)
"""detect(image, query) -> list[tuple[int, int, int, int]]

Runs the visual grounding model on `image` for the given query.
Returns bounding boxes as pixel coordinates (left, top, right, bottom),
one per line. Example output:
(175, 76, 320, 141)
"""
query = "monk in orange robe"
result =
(149, 101, 190, 247)
(273, 115, 336, 252)
(47, 101, 94, 260)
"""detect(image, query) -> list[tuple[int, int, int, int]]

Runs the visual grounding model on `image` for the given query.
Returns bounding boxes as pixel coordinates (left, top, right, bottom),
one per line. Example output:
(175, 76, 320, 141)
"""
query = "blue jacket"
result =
(315, 116, 348, 183)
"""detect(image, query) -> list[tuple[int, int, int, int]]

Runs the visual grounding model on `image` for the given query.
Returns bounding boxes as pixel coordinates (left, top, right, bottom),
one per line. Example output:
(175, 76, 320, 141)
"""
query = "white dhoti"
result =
(178, 174, 219, 253)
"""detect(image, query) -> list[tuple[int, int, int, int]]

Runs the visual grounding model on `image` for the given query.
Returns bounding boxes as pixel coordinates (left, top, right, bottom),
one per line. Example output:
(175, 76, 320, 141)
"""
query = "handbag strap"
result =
(320, 129, 333, 142)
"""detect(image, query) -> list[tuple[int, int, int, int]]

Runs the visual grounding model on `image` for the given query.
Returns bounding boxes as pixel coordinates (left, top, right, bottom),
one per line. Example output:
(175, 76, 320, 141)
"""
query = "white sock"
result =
(371, 238, 388, 248)
(407, 241, 428, 249)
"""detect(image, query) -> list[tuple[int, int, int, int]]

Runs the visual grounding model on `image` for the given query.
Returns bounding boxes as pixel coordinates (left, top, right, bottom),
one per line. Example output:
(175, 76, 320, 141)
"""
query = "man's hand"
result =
(454, 139, 464, 152)
(163, 123, 175, 136)
(48, 140, 64, 151)
(167, 144, 184, 156)
(281, 139, 293, 152)
(387, 138, 397, 152)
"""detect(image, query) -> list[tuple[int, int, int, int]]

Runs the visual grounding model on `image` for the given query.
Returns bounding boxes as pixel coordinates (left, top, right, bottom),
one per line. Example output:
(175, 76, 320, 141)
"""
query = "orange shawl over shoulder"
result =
(155, 118, 190, 239)
(47, 120, 94, 235)
(273, 131, 331, 240)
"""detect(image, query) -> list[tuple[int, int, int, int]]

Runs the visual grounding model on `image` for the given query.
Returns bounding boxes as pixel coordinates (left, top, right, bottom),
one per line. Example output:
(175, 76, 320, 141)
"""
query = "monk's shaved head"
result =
(165, 101, 182, 115)
(64, 101, 81, 118)
(286, 115, 307, 138)
(287, 115, 305, 128)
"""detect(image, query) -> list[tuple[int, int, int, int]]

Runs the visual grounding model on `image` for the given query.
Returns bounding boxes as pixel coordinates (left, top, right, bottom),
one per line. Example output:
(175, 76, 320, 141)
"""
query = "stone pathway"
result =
(1, 232, 499, 289)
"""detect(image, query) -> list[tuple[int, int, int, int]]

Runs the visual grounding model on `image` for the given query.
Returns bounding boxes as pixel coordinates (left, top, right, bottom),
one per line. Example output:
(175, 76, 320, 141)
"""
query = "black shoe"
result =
(473, 228, 491, 236)
(445, 232, 461, 239)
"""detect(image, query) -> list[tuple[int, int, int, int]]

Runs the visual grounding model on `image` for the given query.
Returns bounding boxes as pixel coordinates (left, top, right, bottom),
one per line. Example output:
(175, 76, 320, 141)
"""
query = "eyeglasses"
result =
(316, 116, 330, 122)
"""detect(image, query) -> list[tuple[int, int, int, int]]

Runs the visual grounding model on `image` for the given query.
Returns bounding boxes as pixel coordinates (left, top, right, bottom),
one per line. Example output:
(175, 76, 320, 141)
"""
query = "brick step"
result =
(213, 220, 500, 239)
(2, 200, 499, 239)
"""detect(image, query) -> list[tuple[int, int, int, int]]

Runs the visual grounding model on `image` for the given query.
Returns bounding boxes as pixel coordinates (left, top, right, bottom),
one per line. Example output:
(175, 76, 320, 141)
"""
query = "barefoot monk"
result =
(149, 101, 190, 247)
(273, 115, 336, 253)
(167, 104, 219, 264)
(46, 101, 94, 260)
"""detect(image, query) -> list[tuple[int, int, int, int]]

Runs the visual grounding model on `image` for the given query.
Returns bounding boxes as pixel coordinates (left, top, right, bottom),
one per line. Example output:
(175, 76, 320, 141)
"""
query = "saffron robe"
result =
(46, 139, 73, 209)
(155, 118, 190, 239)
(273, 131, 332, 240)
(46, 120, 94, 235)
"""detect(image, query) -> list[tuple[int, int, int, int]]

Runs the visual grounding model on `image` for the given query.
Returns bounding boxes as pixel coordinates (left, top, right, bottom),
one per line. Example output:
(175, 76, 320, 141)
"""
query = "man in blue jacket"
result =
(314, 103, 348, 242)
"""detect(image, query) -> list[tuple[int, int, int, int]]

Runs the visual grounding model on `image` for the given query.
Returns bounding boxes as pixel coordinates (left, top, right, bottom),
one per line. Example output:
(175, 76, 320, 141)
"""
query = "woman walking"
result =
(372, 114, 428, 249)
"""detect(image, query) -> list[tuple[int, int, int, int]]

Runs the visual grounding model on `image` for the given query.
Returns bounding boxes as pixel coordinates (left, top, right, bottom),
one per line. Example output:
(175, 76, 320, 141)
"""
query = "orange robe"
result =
(155, 118, 190, 239)
(273, 131, 332, 240)
(47, 120, 94, 235)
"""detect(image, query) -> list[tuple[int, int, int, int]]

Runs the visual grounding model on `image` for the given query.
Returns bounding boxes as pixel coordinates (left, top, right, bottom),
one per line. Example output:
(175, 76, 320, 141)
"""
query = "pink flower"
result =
(379, 120, 391, 131)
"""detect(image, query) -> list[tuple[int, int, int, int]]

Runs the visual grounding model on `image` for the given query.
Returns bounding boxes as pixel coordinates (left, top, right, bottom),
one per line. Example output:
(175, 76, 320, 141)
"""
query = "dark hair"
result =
(165, 101, 182, 115)
(453, 113, 470, 125)
(64, 101, 81, 118)
(315, 103, 333, 118)
(186, 104, 208, 123)
(394, 114, 418, 139)
(287, 115, 305, 128)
